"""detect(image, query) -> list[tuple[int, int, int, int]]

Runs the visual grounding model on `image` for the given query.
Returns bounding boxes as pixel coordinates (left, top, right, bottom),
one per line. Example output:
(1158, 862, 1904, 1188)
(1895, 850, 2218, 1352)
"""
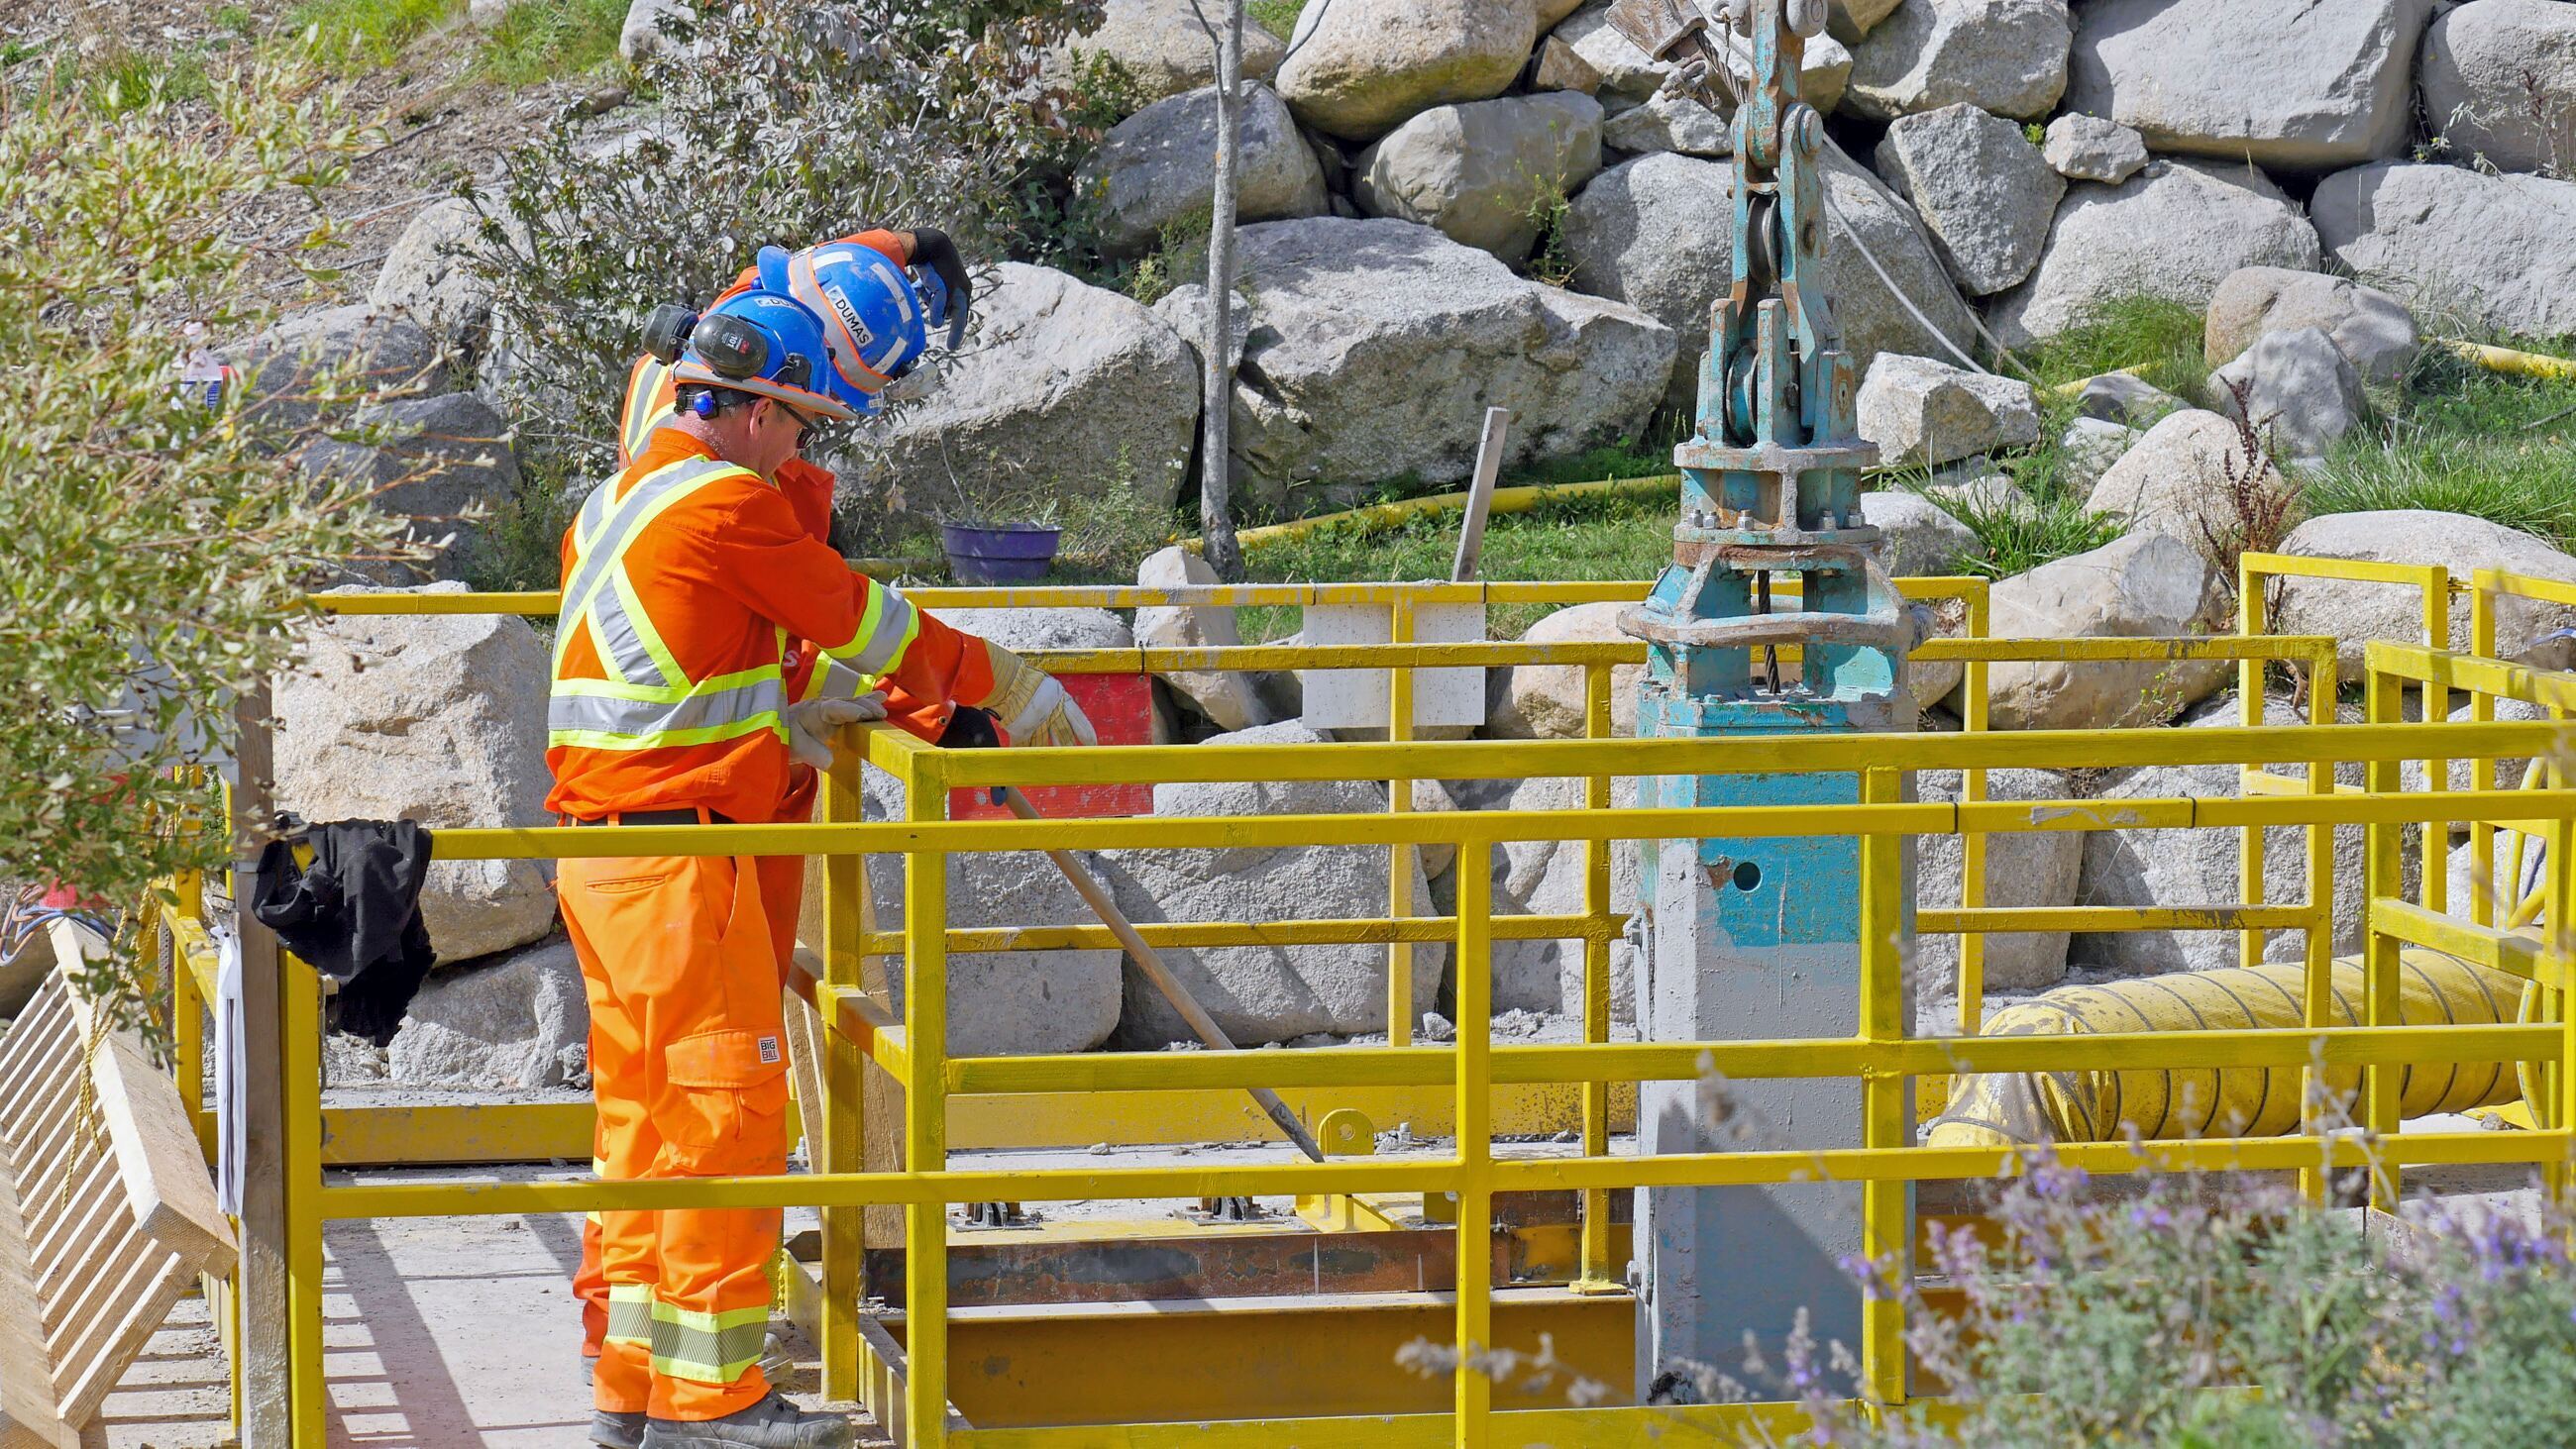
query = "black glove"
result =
(911, 226, 972, 351)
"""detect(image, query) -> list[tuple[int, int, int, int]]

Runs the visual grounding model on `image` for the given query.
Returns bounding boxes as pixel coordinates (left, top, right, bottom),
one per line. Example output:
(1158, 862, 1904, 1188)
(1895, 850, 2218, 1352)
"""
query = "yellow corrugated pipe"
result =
(1926, 950, 2525, 1149)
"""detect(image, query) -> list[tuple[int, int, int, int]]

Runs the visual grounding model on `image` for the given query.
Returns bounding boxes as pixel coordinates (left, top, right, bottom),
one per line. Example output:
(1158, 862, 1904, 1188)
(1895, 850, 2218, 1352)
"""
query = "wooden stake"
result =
(1450, 408, 1512, 584)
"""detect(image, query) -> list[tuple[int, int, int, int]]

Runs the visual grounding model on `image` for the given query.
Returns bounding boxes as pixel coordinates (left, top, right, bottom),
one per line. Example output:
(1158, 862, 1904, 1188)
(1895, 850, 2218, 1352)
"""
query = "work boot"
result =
(590, 1409, 647, 1449)
(641, 1393, 854, 1449)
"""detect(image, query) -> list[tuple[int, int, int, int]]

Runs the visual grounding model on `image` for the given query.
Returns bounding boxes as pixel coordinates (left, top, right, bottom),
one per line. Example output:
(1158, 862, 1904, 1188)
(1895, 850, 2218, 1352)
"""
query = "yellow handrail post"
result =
(1388, 596, 1418, 1050)
(2363, 655, 2406, 1210)
(1451, 838, 1493, 1449)
(2299, 641, 2340, 1206)
(284, 959, 326, 1446)
(2471, 571, 2502, 929)
(1576, 665, 1618, 1292)
(1858, 767, 1908, 1407)
(2550, 806, 2575, 1208)
(2239, 562, 2270, 973)
(818, 750, 867, 1405)
(1959, 583, 1991, 1040)
(902, 752, 950, 1448)
(2423, 568, 2453, 917)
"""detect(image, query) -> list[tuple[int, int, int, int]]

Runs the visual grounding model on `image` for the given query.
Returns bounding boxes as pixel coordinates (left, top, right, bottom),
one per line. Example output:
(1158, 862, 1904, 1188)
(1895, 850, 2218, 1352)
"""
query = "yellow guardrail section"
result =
(164, 578, 2576, 1447)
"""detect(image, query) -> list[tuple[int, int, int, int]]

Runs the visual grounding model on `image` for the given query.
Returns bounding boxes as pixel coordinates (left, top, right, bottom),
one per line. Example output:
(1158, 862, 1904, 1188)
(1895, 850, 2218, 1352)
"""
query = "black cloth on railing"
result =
(252, 819, 437, 1047)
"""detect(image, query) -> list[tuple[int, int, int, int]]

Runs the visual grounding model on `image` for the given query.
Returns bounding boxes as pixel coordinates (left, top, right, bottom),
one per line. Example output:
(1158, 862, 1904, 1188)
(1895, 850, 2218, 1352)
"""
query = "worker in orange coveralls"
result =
(553, 243, 1091, 1449)
(570, 227, 973, 1412)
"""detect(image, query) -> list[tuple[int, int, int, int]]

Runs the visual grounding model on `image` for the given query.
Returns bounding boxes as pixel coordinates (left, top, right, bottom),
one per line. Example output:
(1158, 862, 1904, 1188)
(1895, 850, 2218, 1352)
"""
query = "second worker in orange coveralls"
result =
(549, 271, 1091, 1449)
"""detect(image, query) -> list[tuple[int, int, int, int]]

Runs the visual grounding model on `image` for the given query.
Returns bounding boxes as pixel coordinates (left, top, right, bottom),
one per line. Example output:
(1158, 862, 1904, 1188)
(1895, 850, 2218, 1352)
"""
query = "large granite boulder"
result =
(1059, 0, 1287, 109)
(299, 392, 520, 585)
(850, 765, 1125, 1057)
(1858, 488, 1981, 578)
(236, 303, 451, 436)
(2211, 325, 2368, 463)
(1486, 601, 1648, 741)
(1601, 91, 1732, 159)
(368, 199, 498, 364)
(1874, 102, 2064, 296)
(877, 263, 1200, 512)
(1353, 91, 1604, 264)
(1966, 532, 2229, 730)
(1099, 721, 1444, 1042)
(1843, 0, 2073, 122)
(2070, 693, 2412, 975)
(2084, 408, 2285, 544)
(1914, 768, 2084, 1030)
(1987, 159, 2323, 346)
(2203, 265, 2419, 383)
(1274, 0, 1535, 141)
(275, 586, 557, 964)
(1856, 352, 2040, 468)
(2418, 0, 2576, 176)
(2272, 511, 2576, 681)
(1079, 82, 1329, 258)
(386, 938, 588, 1089)
(2311, 162, 2576, 341)
(1563, 152, 1974, 409)
(2065, 0, 2435, 170)
(1210, 218, 1675, 513)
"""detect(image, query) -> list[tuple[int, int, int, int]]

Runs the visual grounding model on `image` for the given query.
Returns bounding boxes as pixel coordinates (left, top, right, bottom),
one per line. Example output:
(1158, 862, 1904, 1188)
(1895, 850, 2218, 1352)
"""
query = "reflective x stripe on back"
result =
(549, 456, 788, 752)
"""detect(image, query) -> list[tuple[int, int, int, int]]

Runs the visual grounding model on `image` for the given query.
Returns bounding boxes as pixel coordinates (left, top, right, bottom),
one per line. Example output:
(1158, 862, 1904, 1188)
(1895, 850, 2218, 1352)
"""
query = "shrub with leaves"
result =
(1721, 1159, 2576, 1447)
(464, 0, 1103, 576)
(0, 55, 410, 1015)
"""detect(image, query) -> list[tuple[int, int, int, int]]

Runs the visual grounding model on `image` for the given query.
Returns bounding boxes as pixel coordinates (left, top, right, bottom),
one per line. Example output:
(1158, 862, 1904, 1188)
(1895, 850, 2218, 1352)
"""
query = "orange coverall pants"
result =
(564, 824, 809, 1421)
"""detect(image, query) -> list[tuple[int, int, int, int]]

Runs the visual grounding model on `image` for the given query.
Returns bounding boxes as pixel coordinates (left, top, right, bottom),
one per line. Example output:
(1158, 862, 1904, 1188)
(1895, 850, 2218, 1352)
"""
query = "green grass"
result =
(2008, 294, 2208, 399)
(1248, 0, 1307, 40)
(280, 0, 457, 71)
(477, 0, 628, 84)
(2305, 338, 2576, 550)
(1238, 486, 1677, 640)
(66, 47, 214, 112)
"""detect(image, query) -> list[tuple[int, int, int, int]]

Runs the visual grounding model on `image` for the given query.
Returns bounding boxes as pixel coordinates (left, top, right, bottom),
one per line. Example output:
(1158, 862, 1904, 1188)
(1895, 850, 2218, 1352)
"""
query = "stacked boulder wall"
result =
(274, 586, 557, 964)
(1563, 151, 1973, 410)
(1987, 159, 2323, 346)
(2311, 162, 2576, 341)
(1097, 721, 1445, 1044)
(1081, 83, 1329, 259)
(2065, 0, 2435, 171)
(876, 263, 1201, 513)
(1873, 102, 2065, 297)
(1223, 218, 1674, 514)
(1274, 0, 1536, 142)
(1353, 91, 1604, 265)
(2415, 0, 2576, 178)
(2270, 510, 2576, 683)
(298, 391, 521, 584)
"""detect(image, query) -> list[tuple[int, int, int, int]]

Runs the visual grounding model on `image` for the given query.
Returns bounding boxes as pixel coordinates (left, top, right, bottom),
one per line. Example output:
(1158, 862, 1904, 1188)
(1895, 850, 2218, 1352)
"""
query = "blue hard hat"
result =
(765, 242, 940, 415)
(668, 284, 860, 424)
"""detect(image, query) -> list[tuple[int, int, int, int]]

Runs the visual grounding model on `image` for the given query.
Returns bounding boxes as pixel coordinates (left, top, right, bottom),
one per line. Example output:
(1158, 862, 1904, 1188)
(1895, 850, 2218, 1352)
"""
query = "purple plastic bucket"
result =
(940, 523, 1061, 584)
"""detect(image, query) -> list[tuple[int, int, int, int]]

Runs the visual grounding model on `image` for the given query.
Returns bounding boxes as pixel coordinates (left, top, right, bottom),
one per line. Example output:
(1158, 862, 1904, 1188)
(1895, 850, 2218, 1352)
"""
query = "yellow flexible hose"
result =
(1926, 950, 2525, 1150)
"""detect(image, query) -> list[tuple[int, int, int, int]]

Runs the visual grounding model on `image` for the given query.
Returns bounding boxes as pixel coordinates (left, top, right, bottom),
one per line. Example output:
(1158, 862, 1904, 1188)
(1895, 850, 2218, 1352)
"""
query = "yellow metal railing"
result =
(165, 577, 2576, 1446)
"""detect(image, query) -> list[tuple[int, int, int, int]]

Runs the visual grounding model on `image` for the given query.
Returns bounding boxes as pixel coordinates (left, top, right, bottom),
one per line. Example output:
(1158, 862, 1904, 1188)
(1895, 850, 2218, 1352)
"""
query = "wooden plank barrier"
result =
(0, 945, 235, 1449)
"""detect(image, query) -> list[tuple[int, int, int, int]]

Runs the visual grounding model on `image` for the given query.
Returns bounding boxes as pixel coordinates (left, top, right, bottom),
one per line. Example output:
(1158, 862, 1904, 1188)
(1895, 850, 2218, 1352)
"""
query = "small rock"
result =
(1275, 0, 1535, 141)
(574, 84, 629, 117)
(1873, 102, 2063, 295)
(1600, 91, 1730, 159)
(1843, 0, 2074, 122)
(1856, 353, 2040, 469)
(2210, 325, 2367, 463)
(1353, 91, 1604, 265)
(1857, 489, 1980, 578)
(1134, 546, 1271, 733)
(2040, 113, 2146, 184)
(1531, 35, 1604, 95)
(387, 938, 587, 1089)
(1553, 3, 1682, 107)
(2202, 265, 2418, 384)
(1419, 1011, 1457, 1042)
(2075, 372, 2180, 428)
(2056, 416, 2140, 492)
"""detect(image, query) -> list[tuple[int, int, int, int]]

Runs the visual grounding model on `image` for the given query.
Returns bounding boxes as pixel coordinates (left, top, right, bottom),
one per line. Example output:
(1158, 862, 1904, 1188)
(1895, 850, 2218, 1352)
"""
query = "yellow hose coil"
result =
(1926, 950, 2525, 1150)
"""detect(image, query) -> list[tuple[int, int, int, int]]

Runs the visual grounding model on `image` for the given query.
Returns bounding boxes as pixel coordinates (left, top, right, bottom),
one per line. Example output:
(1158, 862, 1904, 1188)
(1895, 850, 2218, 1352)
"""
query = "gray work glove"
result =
(784, 694, 888, 770)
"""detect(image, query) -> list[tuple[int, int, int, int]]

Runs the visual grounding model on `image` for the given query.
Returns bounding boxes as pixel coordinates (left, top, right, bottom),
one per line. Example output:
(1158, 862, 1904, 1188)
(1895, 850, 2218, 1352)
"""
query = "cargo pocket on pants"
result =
(662, 1028, 791, 1160)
